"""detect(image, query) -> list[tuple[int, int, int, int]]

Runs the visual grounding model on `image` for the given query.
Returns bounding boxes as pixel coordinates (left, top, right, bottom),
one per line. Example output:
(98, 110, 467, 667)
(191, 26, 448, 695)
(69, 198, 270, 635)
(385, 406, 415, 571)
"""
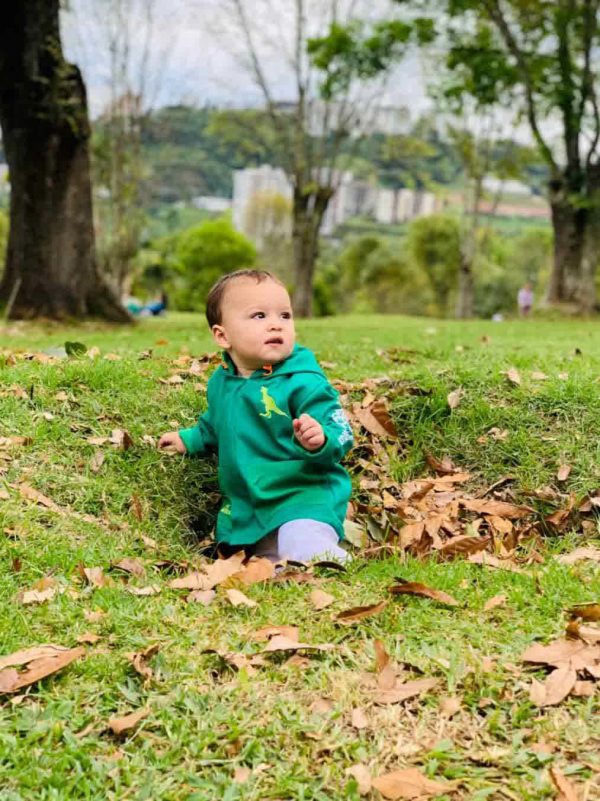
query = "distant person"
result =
(144, 291, 168, 317)
(517, 282, 534, 317)
(158, 269, 353, 563)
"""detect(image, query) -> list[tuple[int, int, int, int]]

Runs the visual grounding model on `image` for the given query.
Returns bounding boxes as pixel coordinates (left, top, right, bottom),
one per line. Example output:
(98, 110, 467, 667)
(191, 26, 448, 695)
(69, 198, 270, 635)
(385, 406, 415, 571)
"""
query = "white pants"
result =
(253, 519, 349, 563)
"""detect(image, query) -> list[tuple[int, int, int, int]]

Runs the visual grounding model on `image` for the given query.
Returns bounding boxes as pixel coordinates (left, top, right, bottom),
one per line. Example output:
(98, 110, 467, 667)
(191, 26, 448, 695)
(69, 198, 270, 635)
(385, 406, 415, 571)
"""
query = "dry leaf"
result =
(186, 589, 216, 605)
(80, 566, 110, 588)
(372, 766, 452, 799)
(505, 367, 521, 386)
(447, 387, 463, 409)
(484, 594, 507, 612)
(0, 645, 84, 693)
(461, 498, 532, 518)
(346, 764, 372, 795)
(262, 635, 333, 653)
(389, 581, 459, 607)
(84, 609, 107, 623)
(439, 696, 462, 717)
(350, 707, 370, 730)
(107, 708, 149, 735)
(251, 625, 299, 642)
(19, 576, 59, 605)
(437, 535, 490, 560)
(112, 558, 145, 578)
(225, 588, 257, 608)
(568, 603, 600, 621)
(228, 557, 275, 586)
(169, 552, 245, 591)
(129, 644, 159, 682)
(336, 600, 388, 624)
(557, 463, 571, 482)
(374, 677, 439, 705)
(522, 638, 599, 669)
(19, 483, 61, 512)
(529, 666, 577, 707)
(76, 632, 102, 645)
(310, 589, 335, 610)
(128, 585, 161, 596)
(89, 451, 105, 473)
(550, 767, 580, 801)
(233, 766, 252, 784)
(531, 371, 547, 381)
(110, 429, 133, 450)
(559, 548, 600, 565)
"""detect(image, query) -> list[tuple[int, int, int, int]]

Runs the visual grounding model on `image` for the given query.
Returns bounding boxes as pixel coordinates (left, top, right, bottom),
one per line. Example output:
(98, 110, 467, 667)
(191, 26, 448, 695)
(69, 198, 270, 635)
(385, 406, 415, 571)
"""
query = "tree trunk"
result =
(0, 1, 130, 321)
(578, 165, 600, 314)
(291, 184, 332, 317)
(455, 256, 474, 318)
(546, 180, 586, 306)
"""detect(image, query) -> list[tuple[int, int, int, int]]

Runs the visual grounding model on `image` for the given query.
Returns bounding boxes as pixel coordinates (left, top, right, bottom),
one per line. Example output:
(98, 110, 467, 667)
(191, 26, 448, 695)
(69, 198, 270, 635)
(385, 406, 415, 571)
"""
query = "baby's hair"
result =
(205, 269, 285, 327)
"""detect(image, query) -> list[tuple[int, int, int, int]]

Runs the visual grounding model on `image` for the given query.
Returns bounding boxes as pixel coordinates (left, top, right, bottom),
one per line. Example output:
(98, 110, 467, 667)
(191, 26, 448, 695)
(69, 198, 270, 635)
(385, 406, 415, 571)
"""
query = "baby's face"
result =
(212, 278, 295, 375)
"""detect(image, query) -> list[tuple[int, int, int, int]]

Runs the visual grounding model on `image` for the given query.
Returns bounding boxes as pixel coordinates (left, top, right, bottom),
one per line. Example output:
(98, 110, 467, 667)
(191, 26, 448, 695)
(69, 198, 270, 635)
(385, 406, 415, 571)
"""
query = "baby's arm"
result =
(291, 379, 353, 463)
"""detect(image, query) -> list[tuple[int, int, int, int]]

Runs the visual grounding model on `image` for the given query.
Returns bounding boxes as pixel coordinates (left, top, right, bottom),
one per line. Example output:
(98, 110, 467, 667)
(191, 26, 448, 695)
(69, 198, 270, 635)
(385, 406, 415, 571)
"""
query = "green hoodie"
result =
(178, 345, 353, 546)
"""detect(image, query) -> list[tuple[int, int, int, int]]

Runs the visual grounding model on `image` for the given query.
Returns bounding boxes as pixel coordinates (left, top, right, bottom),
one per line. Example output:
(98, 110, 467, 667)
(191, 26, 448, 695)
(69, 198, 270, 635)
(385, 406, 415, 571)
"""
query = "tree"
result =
(311, 0, 600, 313)
(0, 1, 128, 320)
(217, 0, 417, 316)
(408, 214, 461, 315)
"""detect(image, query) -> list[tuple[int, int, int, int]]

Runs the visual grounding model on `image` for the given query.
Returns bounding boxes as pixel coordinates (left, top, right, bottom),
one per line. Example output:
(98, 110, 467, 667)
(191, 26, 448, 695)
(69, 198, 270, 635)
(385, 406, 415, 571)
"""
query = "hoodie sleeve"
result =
(178, 383, 218, 457)
(290, 377, 354, 464)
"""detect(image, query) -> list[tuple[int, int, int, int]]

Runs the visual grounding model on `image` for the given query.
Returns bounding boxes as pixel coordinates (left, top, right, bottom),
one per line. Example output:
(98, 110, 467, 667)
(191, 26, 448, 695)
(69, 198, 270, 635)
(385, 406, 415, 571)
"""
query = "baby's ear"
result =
(211, 324, 229, 348)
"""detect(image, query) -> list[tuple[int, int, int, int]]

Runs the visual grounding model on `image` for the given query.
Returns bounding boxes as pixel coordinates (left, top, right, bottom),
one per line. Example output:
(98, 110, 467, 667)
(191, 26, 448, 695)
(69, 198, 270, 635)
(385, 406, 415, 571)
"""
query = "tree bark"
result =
(455, 255, 474, 318)
(546, 179, 586, 306)
(578, 165, 600, 314)
(0, 1, 130, 321)
(291, 185, 332, 317)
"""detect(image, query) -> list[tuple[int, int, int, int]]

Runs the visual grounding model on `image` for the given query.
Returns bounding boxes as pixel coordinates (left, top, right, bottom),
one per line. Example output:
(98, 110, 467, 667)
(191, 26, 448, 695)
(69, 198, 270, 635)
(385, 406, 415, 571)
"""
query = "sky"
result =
(60, 0, 432, 118)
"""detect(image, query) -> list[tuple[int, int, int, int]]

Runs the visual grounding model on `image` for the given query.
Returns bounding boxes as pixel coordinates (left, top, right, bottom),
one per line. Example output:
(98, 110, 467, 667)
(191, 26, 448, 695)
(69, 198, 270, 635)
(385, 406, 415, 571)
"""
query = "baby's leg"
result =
(277, 519, 350, 563)
(252, 531, 279, 562)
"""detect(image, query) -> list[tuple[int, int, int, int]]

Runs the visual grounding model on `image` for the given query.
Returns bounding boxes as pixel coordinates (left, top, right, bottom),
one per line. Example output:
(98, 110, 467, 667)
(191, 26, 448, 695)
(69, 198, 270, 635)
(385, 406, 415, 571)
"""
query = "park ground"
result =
(0, 312, 599, 800)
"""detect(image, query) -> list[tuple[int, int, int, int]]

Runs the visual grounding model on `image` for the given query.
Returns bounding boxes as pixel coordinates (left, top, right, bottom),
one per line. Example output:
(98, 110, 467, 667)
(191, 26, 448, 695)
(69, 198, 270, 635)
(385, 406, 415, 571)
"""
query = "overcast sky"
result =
(61, 0, 431, 117)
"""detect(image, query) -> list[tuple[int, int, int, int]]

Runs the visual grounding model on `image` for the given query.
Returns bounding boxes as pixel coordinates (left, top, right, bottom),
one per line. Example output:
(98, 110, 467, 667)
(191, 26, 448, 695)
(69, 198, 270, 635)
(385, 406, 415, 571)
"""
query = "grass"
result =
(0, 312, 599, 800)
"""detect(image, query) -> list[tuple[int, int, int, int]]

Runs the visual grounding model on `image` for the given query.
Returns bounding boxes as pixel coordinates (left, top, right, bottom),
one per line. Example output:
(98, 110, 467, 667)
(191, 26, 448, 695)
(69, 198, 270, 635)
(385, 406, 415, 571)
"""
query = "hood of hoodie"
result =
(220, 344, 325, 380)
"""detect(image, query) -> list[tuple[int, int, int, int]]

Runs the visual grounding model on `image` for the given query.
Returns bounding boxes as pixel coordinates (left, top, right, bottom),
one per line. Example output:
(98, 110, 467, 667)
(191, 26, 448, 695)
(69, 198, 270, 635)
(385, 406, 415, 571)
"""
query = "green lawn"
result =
(0, 313, 599, 800)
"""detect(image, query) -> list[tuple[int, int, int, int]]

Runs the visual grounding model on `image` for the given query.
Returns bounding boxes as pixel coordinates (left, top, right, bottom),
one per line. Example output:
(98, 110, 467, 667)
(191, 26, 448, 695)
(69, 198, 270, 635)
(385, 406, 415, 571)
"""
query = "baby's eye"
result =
(281, 312, 292, 319)
(251, 312, 265, 319)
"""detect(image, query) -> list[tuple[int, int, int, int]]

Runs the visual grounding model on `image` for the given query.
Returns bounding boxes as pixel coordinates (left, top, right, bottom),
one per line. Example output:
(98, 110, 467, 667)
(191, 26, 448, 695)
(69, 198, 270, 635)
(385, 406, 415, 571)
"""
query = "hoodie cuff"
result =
(179, 426, 205, 456)
(291, 432, 338, 463)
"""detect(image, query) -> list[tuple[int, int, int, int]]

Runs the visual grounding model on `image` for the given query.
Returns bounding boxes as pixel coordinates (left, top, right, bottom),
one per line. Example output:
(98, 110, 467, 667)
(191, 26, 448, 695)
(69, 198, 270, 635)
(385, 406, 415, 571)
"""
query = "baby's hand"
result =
(293, 414, 325, 451)
(158, 431, 187, 454)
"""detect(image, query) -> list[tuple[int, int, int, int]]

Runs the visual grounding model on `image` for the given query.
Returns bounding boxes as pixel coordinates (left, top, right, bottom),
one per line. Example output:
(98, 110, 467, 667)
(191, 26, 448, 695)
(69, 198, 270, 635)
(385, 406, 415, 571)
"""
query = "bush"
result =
(407, 214, 461, 315)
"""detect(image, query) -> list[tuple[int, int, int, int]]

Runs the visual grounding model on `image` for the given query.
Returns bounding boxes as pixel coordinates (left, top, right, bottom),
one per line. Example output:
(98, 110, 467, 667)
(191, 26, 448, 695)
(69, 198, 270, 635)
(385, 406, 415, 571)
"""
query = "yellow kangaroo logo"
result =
(259, 386, 288, 418)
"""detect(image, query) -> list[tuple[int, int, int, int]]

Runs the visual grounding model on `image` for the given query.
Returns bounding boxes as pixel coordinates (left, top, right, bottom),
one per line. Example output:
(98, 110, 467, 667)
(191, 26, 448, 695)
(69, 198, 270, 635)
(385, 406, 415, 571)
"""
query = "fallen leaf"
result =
(128, 585, 161, 596)
(566, 620, 600, 644)
(437, 535, 490, 560)
(84, 609, 107, 623)
(251, 625, 299, 642)
(461, 498, 532, 518)
(374, 677, 439, 705)
(350, 707, 370, 730)
(336, 600, 388, 624)
(425, 453, 458, 475)
(374, 639, 397, 690)
(550, 766, 581, 801)
(76, 632, 101, 645)
(112, 558, 145, 578)
(225, 588, 257, 608)
(484, 594, 507, 612)
(572, 680, 595, 696)
(169, 552, 246, 591)
(468, 552, 523, 572)
(310, 697, 333, 714)
(505, 367, 521, 386)
(89, 451, 105, 473)
(19, 576, 59, 605)
(521, 638, 599, 669)
(447, 387, 463, 409)
(110, 429, 133, 450)
(567, 603, 600, 622)
(310, 589, 335, 610)
(346, 764, 372, 795)
(186, 589, 216, 605)
(559, 548, 600, 565)
(233, 766, 252, 784)
(0, 645, 84, 693)
(262, 635, 333, 653)
(372, 766, 452, 799)
(388, 581, 459, 607)
(80, 566, 110, 589)
(107, 708, 149, 735)
(19, 483, 61, 512)
(531, 371, 547, 381)
(129, 644, 159, 682)
(228, 557, 275, 586)
(439, 696, 462, 717)
(557, 463, 571, 482)
(0, 436, 32, 448)
(529, 665, 577, 707)
(343, 519, 368, 548)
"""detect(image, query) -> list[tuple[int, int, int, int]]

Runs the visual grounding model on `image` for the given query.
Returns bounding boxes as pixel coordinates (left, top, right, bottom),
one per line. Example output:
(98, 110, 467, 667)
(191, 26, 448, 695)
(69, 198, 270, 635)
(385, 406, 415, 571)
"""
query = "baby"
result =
(159, 269, 354, 563)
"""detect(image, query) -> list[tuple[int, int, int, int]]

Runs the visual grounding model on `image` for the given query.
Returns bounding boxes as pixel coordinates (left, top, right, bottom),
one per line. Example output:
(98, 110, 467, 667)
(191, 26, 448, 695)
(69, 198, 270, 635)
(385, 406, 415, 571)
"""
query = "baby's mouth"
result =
(265, 337, 284, 345)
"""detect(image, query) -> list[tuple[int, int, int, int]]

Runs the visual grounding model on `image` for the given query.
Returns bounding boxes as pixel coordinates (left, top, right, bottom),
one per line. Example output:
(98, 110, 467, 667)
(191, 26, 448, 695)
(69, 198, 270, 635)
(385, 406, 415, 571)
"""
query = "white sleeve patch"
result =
(331, 408, 354, 446)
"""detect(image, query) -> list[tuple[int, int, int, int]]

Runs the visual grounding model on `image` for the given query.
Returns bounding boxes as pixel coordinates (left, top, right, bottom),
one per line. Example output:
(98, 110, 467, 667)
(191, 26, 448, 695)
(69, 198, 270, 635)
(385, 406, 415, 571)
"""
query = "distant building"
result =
(232, 164, 442, 242)
(273, 100, 411, 137)
(191, 196, 232, 213)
